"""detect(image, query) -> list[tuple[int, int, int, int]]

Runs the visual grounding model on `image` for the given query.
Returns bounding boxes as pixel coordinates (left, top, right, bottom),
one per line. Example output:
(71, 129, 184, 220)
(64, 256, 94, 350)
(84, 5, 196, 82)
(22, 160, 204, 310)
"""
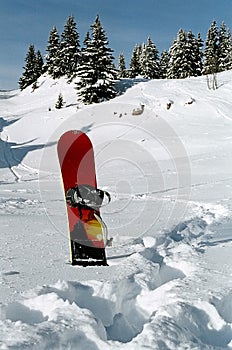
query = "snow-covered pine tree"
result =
(83, 31, 91, 50)
(76, 15, 117, 104)
(45, 26, 62, 79)
(140, 37, 160, 79)
(19, 44, 41, 90)
(202, 20, 219, 75)
(159, 50, 170, 78)
(167, 29, 189, 78)
(79, 31, 91, 66)
(35, 50, 44, 76)
(218, 22, 232, 72)
(75, 31, 91, 105)
(60, 15, 80, 80)
(167, 29, 203, 79)
(129, 44, 142, 78)
(186, 31, 203, 77)
(197, 32, 204, 74)
(117, 53, 127, 78)
(31, 50, 44, 91)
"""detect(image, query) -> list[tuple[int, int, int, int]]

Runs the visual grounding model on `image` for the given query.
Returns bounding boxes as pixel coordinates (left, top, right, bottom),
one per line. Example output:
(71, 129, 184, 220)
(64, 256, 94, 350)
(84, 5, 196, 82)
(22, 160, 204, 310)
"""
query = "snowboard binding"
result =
(66, 184, 111, 210)
(66, 185, 113, 256)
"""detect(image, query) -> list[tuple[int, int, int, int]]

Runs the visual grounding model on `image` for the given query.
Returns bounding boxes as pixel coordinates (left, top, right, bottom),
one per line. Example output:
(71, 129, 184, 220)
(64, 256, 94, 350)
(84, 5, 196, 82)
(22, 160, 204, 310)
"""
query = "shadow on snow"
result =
(0, 138, 56, 169)
(0, 117, 20, 132)
(0, 117, 55, 169)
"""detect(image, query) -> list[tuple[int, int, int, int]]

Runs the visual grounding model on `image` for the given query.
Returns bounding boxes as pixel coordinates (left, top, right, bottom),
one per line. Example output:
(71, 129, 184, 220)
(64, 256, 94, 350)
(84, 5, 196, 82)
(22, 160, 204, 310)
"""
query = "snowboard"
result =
(57, 130, 108, 266)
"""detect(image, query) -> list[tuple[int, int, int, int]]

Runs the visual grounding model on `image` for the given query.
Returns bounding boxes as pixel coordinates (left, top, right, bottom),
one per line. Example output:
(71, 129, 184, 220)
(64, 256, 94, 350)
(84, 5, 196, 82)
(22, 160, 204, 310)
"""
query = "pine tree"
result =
(55, 93, 64, 109)
(19, 44, 40, 90)
(35, 50, 44, 76)
(167, 29, 203, 79)
(60, 15, 80, 80)
(186, 31, 203, 76)
(76, 15, 117, 104)
(83, 31, 91, 50)
(75, 33, 92, 103)
(197, 32, 204, 74)
(117, 53, 127, 78)
(202, 20, 219, 75)
(141, 37, 160, 79)
(167, 29, 189, 78)
(160, 50, 170, 78)
(218, 22, 232, 72)
(31, 50, 44, 91)
(45, 26, 62, 79)
(79, 31, 91, 67)
(129, 44, 142, 78)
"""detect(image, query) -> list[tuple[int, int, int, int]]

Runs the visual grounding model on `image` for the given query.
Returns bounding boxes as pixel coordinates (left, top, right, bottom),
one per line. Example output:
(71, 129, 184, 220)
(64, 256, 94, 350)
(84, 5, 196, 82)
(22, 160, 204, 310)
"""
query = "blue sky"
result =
(1, 0, 232, 89)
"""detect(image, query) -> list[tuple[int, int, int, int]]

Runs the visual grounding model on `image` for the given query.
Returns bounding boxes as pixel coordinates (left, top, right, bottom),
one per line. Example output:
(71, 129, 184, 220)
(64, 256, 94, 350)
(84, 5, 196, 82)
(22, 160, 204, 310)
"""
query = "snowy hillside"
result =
(0, 72, 232, 349)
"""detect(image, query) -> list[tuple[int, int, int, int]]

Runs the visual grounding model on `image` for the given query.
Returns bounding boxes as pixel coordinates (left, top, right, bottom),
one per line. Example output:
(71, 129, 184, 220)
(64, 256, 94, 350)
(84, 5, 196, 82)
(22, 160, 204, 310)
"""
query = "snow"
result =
(0, 72, 232, 349)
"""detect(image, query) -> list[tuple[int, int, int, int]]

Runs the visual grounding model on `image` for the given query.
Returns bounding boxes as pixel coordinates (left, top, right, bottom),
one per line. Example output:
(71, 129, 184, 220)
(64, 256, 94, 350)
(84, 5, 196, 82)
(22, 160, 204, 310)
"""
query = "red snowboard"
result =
(57, 130, 107, 266)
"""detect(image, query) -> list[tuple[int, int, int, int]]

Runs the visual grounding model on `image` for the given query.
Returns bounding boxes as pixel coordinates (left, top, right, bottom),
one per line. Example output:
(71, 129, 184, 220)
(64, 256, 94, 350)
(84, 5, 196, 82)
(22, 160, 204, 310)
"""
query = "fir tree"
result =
(202, 20, 219, 75)
(167, 29, 189, 78)
(55, 93, 64, 109)
(76, 15, 117, 104)
(186, 31, 203, 76)
(60, 15, 80, 80)
(79, 31, 91, 67)
(45, 26, 62, 79)
(35, 50, 44, 76)
(19, 44, 40, 90)
(129, 44, 142, 78)
(140, 37, 160, 79)
(117, 53, 127, 78)
(160, 50, 170, 78)
(218, 22, 232, 71)
(197, 32, 204, 74)
(168, 29, 203, 79)
(83, 31, 91, 50)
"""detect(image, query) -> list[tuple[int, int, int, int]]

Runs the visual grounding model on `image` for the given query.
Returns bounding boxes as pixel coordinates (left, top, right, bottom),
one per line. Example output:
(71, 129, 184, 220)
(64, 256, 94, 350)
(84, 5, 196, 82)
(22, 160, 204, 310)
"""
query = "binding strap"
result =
(66, 184, 111, 210)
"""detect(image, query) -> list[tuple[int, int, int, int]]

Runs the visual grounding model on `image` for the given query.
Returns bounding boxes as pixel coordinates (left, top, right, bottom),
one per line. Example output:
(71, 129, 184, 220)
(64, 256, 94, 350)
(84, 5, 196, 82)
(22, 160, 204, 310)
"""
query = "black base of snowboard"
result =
(71, 241, 108, 266)
(71, 260, 108, 267)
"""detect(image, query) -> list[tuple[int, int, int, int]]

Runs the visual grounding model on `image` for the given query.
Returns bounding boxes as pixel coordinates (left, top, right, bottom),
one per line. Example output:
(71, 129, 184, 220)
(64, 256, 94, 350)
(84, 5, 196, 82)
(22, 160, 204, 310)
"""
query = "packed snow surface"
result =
(0, 72, 232, 349)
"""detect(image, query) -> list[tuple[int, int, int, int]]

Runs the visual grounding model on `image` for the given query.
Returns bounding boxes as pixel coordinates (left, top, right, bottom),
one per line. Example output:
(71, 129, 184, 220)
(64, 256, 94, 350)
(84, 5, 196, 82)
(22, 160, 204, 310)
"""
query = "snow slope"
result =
(0, 72, 232, 349)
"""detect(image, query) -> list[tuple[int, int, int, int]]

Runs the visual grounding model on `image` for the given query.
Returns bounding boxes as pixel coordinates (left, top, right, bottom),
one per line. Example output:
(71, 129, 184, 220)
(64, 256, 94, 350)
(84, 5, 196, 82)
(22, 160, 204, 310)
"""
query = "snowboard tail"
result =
(57, 130, 108, 266)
